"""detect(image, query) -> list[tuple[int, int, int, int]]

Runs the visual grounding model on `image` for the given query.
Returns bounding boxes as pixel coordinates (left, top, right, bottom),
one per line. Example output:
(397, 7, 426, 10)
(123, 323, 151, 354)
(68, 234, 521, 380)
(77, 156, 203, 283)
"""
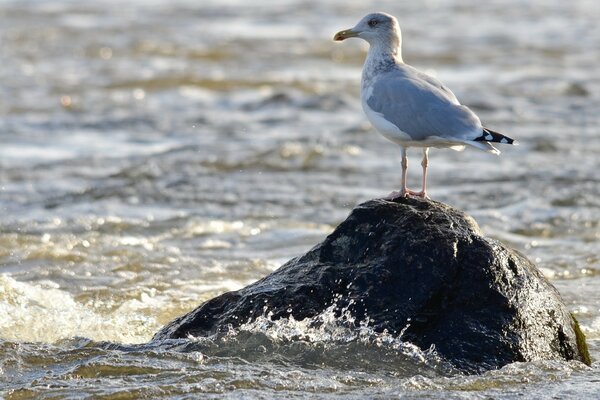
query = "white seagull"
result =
(334, 12, 515, 199)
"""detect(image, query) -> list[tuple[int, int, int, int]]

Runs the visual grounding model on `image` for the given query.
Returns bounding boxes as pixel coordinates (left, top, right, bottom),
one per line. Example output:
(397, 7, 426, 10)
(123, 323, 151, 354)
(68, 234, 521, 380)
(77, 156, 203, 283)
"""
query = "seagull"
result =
(334, 12, 515, 199)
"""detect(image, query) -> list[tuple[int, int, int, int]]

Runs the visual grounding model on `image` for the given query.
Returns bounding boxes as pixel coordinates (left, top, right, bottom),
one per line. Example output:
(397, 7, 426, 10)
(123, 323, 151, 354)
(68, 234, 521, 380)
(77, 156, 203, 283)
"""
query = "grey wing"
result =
(403, 64, 460, 104)
(366, 72, 482, 141)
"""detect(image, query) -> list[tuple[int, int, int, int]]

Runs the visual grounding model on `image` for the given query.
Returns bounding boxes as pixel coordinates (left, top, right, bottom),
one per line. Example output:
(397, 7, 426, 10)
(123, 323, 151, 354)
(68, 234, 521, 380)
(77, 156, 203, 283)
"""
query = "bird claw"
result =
(407, 190, 429, 199)
(383, 189, 429, 200)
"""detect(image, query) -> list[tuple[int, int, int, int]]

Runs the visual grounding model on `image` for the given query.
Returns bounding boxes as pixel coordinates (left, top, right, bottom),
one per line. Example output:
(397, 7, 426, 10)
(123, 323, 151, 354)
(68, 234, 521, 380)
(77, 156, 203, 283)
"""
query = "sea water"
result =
(1, 0, 599, 398)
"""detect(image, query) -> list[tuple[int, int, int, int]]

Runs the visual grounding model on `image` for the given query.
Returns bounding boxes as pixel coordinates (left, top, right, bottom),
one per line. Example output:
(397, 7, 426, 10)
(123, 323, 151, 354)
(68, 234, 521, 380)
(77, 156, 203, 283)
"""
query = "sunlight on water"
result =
(0, 275, 158, 343)
(1, 0, 599, 397)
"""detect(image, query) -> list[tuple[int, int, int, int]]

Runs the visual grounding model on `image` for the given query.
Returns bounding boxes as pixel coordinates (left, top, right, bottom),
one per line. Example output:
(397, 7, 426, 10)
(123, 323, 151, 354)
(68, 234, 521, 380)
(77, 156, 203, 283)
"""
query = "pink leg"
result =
(384, 147, 414, 199)
(414, 148, 429, 199)
(386, 148, 429, 199)
(401, 147, 409, 196)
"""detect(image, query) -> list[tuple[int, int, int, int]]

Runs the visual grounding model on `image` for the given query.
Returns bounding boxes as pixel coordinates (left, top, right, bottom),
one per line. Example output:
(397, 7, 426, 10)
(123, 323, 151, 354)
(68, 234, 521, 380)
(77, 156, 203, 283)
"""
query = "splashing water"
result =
(1, 0, 600, 397)
(0, 275, 160, 343)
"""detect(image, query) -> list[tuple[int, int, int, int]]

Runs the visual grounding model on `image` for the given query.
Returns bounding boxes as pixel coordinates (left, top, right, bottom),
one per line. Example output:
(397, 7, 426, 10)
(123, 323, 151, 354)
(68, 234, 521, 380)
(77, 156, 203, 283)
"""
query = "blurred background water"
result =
(1, 0, 599, 398)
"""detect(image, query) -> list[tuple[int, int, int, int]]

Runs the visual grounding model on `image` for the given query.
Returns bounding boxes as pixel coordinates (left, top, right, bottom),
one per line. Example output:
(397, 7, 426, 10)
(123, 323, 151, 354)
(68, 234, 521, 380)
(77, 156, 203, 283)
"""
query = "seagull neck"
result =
(362, 43, 403, 86)
(368, 40, 403, 63)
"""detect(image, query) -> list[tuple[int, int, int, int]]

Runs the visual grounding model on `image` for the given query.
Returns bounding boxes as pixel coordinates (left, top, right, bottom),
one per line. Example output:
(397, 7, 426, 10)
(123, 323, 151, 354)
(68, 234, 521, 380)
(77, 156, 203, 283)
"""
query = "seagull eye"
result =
(368, 19, 378, 27)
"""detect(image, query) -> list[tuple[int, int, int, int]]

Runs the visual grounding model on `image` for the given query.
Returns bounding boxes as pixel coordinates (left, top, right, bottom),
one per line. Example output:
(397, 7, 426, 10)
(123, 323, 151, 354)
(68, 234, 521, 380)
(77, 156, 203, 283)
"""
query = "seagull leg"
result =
(412, 148, 429, 199)
(400, 147, 410, 196)
(384, 147, 411, 199)
(391, 148, 429, 198)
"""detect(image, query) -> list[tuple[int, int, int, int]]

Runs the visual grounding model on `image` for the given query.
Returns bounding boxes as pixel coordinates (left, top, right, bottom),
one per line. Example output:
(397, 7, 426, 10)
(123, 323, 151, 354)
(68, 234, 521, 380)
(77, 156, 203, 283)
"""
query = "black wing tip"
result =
(474, 128, 515, 145)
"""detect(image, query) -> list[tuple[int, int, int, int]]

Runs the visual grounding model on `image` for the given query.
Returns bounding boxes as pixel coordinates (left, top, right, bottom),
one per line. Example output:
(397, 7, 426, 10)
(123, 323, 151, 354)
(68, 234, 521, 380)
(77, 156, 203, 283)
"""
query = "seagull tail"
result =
(465, 140, 501, 155)
(474, 127, 516, 145)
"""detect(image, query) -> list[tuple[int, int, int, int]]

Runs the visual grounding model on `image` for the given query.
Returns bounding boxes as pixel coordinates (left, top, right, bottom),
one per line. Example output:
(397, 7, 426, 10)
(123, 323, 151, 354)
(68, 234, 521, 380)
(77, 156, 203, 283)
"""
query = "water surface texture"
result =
(1, 0, 599, 398)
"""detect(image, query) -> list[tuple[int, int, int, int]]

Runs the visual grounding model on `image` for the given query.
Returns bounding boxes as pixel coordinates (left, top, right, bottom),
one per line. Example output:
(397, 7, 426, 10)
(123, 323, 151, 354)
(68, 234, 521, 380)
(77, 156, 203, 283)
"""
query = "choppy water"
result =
(1, 0, 599, 398)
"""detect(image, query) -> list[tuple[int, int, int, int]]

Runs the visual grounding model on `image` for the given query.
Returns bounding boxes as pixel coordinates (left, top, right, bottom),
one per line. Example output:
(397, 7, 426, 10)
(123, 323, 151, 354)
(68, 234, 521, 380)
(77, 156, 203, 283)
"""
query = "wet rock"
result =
(154, 197, 591, 373)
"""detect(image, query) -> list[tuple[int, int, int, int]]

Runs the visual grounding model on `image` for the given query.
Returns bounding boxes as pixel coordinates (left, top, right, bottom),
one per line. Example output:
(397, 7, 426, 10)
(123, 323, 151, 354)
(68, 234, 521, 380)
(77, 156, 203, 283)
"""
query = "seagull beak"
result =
(334, 28, 359, 41)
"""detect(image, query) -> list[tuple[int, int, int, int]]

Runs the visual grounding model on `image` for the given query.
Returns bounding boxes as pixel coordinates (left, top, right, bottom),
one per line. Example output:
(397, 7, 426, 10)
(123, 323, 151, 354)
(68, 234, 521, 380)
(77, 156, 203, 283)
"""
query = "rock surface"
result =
(154, 197, 591, 373)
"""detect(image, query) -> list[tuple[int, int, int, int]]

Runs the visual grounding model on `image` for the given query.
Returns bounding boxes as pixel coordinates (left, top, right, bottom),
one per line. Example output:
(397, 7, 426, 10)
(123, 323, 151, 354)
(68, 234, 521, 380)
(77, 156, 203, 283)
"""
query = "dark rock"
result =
(154, 197, 591, 373)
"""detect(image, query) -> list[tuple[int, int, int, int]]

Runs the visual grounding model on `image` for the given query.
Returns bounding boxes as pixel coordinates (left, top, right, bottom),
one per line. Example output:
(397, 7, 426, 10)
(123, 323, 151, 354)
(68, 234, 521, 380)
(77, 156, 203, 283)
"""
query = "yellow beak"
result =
(333, 29, 359, 41)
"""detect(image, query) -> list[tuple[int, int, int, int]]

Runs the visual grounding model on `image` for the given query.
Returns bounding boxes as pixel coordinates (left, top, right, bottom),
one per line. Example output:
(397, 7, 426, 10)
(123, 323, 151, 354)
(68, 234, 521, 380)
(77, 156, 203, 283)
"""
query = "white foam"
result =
(227, 297, 434, 363)
(581, 317, 600, 340)
(0, 275, 160, 344)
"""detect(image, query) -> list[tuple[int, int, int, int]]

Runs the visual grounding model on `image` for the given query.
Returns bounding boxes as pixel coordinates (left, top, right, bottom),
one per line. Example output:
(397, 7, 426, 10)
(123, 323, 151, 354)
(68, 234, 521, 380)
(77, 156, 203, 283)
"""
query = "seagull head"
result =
(334, 12, 401, 49)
